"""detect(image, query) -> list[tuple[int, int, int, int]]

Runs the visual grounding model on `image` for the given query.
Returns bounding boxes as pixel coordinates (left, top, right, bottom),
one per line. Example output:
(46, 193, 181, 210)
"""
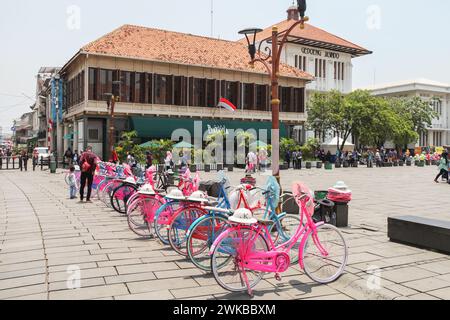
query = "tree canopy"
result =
(307, 90, 438, 151)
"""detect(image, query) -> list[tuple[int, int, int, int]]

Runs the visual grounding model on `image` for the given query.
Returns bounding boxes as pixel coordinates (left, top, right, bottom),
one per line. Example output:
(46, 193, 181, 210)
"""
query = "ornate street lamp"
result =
(239, 0, 309, 190)
(104, 80, 122, 161)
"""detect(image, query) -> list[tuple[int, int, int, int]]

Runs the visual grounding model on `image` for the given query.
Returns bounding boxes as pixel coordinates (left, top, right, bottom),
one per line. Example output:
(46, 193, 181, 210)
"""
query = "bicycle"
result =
(186, 177, 300, 271)
(127, 168, 199, 238)
(168, 172, 266, 258)
(209, 177, 348, 297)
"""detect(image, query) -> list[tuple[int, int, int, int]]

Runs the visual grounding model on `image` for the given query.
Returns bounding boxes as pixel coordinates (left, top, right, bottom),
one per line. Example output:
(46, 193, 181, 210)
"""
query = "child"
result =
(67, 166, 78, 199)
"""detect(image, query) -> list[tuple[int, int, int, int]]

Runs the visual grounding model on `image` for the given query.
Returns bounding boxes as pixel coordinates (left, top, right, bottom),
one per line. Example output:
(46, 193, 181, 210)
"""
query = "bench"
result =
(388, 215, 450, 254)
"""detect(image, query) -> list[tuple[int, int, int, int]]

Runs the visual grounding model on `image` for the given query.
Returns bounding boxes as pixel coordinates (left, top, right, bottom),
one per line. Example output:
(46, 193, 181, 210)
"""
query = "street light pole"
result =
(105, 80, 121, 161)
(239, 0, 309, 187)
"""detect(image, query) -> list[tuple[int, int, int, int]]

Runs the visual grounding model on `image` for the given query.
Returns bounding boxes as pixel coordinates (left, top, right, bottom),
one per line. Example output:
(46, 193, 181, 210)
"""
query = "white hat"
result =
(187, 191, 209, 203)
(333, 181, 349, 191)
(228, 208, 257, 225)
(166, 189, 186, 201)
(125, 177, 136, 184)
(138, 184, 155, 195)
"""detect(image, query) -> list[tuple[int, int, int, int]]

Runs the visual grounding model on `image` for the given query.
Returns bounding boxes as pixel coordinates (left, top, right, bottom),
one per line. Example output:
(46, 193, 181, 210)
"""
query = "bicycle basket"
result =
(292, 182, 314, 217)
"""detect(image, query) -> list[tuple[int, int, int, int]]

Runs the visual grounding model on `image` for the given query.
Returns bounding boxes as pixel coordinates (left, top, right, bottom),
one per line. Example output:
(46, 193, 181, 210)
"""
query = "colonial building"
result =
(252, 6, 372, 142)
(368, 79, 450, 148)
(59, 25, 313, 159)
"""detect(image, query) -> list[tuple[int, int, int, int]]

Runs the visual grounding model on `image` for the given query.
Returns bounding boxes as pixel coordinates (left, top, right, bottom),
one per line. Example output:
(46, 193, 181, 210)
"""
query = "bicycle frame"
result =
(210, 195, 328, 273)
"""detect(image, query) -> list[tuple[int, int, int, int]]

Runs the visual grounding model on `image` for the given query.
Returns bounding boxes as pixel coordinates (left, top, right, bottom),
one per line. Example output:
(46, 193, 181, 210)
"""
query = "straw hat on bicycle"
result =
(228, 208, 258, 225)
(187, 191, 209, 203)
(166, 189, 186, 201)
(138, 184, 156, 195)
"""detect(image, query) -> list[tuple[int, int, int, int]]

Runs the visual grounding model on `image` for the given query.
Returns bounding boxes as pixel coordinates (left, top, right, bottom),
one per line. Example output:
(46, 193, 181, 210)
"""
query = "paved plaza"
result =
(0, 165, 449, 300)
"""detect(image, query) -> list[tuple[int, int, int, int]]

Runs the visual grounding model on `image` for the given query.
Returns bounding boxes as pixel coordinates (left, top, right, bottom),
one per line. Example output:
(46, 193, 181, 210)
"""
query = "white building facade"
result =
(368, 79, 450, 148)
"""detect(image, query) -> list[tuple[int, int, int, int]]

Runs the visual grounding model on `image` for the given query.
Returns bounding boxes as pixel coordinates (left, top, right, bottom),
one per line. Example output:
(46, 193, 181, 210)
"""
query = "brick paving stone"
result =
(0, 274, 46, 291)
(49, 284, 129, 300)
(380, 267, 439, 284)
(127, 278, 199, 294)
(407, 293, 441, 300)
(116, 262, 179, 275)
(403, 277, 450, 292)
(0, 267, 46, 281)
(49, 266, 117, 282)
(49, 277, 106, 291)
(0, 284, 48, 300)
(114, 289, 174, 300)
(105, 272, 157, 285)
(428, 287, 450, 299)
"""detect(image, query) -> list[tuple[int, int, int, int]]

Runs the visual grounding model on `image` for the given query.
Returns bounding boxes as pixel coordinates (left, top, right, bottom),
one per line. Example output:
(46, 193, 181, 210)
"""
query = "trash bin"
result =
(50, 155, 57, 173)
(313, 199, 336, 225)
(334, 202, 349, 228)
(325, 162, 333, 170)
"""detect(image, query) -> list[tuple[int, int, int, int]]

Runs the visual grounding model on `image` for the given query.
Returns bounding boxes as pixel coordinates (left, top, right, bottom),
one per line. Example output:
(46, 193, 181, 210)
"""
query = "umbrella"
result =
(173, 141, 193, 149)
(140, 141, 160, 148)
(250, 140, 268, 148)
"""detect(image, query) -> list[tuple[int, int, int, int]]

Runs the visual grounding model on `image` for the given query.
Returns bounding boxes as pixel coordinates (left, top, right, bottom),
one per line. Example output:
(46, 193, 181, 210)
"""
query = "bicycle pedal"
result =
(275, 274, 282, 281)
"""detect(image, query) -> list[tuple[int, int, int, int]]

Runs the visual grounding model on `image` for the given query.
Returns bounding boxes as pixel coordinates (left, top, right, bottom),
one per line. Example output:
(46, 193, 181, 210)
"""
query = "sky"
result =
(1, 0, 450, 134)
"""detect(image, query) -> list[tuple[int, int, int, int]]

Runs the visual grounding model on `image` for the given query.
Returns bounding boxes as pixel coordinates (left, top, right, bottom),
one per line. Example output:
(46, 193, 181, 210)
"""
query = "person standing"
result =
(0, 148, 3, 169)
(67, 166, 79, 199)
(20, 149, 28, 171)
(64, 148, 73, 166)
(111, 149, 119, 165)
(73, 150, 80, 166)
(79, 146, 98, 203)
(434, 152, 448, 183)
(296, 149, 303, 170)
(285, 150, 291, 169)
(145, 151, 153, 169)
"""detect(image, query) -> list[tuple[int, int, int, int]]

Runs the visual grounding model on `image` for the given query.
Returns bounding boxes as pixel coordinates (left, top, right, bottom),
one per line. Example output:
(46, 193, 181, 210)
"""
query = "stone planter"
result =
(306, 162, 312, 169)
(316, 162, 323, 169)
(425, 160, 431, 166)
(393, 161, 398, 167)
(343, 161, 349, 168)
(227, 165, 234, 172)
(399, 160, 404, 167)
(216, 164, 224, 171)
(414, 160, 420, 166)
(204, 164, 211, 172)
(406, 160, 412, 166)
(190, 165, 197, 172)
(431, 160, 437, 166)
(418, 160, 425, 167)
(352, 162, 358, 168)
(335, 162, 342, 168)
(325, 162, 333, 170)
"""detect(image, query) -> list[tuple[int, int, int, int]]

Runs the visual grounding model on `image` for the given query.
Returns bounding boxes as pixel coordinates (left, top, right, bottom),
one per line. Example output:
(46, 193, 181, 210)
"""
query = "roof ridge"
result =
(98, 24, 240, 46)
(303, 23, 368, 51)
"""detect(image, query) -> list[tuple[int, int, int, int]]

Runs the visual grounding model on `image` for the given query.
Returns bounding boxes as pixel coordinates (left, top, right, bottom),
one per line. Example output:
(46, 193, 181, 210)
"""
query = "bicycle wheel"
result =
(186, 215, 229, 271)
(99, 180, 118, 207)
(302, 224, 348, 284)
(168, 206, 205, 256)
(211, 227, 268, 293)
(111, 184, 138, 214)
(127, 196, 163, 237)
(154, 201, 180, 245)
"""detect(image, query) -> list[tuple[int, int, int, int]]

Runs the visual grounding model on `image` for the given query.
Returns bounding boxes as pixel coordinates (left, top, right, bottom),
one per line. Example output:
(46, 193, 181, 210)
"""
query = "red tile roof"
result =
(81, 25, 314, 81)
(247, 20, 371, 56)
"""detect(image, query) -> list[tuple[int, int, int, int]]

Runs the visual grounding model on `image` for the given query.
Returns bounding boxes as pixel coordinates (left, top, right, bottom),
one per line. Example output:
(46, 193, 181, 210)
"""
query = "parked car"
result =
(34, 147, 50, 164)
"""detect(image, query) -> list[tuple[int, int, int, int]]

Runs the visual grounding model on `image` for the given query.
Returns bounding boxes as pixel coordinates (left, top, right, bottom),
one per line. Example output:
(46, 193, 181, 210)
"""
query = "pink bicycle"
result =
(209, 177, 348, 297)
(126, 168, 199, 238)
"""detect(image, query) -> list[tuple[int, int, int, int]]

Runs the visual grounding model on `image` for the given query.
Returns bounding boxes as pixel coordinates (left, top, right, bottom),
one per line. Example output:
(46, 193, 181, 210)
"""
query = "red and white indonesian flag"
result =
(218, 98, 237, 112)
